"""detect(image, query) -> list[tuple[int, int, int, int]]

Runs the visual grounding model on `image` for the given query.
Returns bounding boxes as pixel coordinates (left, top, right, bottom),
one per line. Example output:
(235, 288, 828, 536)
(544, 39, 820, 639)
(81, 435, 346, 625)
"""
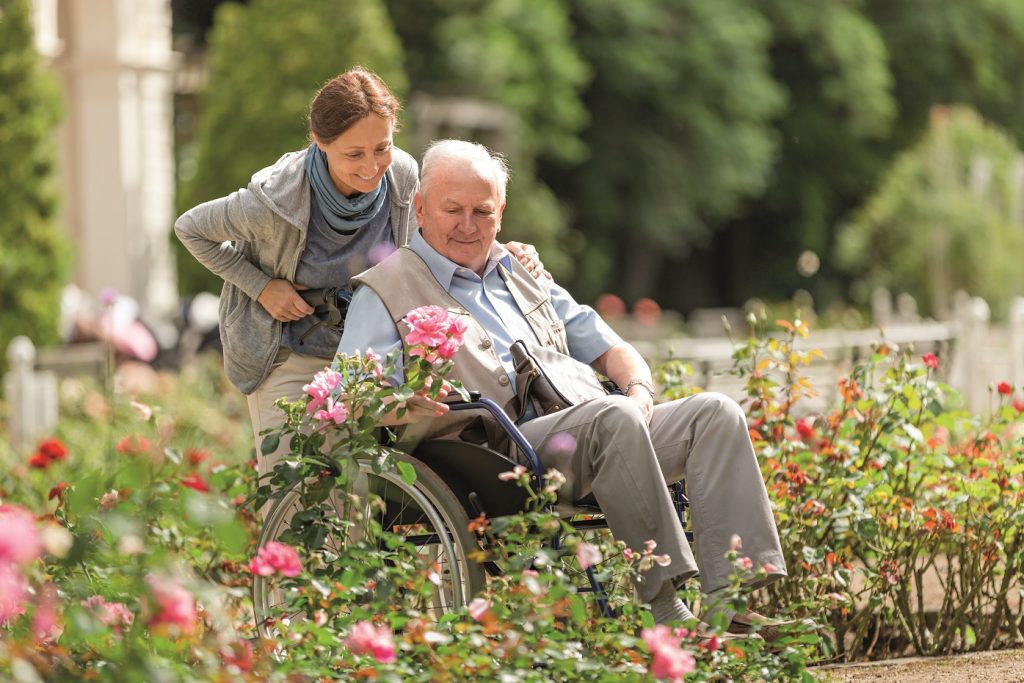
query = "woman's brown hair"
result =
(308, 66, 401, 144)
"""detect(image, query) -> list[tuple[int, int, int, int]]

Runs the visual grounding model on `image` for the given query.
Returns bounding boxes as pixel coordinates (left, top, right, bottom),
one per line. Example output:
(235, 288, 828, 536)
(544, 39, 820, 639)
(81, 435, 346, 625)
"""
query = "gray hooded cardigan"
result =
(174, 146, 419, 394)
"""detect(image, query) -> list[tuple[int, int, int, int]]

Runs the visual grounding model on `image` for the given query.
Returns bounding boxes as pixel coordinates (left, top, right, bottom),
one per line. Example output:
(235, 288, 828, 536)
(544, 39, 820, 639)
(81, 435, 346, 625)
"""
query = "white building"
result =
(32, 0, 178, 319)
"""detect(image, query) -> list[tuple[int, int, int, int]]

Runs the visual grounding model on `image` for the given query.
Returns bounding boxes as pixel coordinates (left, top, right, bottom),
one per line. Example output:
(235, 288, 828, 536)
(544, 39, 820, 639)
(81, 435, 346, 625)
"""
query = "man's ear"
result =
(496, 201, 507, 232)
(414, 191, 425, 226)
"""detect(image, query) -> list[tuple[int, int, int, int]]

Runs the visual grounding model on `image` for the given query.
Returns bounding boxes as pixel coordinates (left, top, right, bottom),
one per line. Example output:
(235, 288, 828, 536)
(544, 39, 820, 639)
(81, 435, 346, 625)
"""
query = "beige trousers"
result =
(517, 392, 787, 601)
(246, 347, 334, 480)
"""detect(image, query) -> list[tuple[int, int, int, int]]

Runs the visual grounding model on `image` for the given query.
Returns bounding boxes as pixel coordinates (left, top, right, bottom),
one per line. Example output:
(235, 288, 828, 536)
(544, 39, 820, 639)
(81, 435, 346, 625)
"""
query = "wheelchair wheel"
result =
(252, 452, 486, 637)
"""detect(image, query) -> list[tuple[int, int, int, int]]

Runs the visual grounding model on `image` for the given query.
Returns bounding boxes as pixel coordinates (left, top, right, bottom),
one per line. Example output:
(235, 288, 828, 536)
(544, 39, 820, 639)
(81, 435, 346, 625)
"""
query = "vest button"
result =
(480, 338, 492, 350)
(498, 375, 510, 386)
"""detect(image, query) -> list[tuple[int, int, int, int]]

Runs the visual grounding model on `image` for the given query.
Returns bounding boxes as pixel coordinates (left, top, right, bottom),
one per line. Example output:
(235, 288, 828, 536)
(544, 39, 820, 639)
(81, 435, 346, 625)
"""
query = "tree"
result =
(385, 0, 590, 277)
(837, 106, 1024, 320)
(176, 0, 405, 293)
(544, 0, 785, 302)
(715, 0, 1024, 316)
(0, 0, 67, 360)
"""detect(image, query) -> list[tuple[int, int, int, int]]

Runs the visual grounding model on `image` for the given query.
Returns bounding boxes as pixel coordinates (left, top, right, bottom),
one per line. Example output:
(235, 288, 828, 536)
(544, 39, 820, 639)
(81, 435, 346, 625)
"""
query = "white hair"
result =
(420, 139, 509, 202)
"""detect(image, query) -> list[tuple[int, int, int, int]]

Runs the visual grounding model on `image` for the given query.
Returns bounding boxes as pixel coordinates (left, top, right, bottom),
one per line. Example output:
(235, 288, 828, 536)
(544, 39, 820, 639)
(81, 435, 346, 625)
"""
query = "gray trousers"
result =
(246, 347, 331, 480)
(517, 392, 786, 602)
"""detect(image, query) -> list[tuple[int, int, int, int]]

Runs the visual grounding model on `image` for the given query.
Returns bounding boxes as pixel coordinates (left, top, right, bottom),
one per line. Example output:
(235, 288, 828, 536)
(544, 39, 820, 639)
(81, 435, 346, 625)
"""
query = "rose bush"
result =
(7, 306, 1021, 679)
(707, 313, 1024, 660)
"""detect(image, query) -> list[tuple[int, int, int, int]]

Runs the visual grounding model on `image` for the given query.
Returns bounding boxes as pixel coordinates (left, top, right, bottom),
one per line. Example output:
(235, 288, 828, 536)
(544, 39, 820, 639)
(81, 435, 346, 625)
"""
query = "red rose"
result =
(28, 452, 50, 469)
(48, 483, 69, 501)
(795, 418, 815, 440)
(186, 448, 210, 466)
(38, 438, 67, 462)
(182, 474, 210, 493)
(116, 435, 151, 456)
(997, 382, 1012, 396)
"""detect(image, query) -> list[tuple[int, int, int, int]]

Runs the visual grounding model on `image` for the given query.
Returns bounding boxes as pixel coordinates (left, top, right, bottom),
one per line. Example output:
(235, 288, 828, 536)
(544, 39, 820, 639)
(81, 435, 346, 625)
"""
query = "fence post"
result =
(950, 296, 991, 413)
(4, 336, 58, 453)
(1010, 298, 1024, 396)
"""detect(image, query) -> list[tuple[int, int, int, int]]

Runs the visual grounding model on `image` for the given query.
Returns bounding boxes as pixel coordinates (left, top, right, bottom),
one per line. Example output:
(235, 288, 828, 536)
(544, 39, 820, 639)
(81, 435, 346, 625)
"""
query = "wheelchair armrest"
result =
(446, 393, 544, 484)
(443, 390, 482, 405)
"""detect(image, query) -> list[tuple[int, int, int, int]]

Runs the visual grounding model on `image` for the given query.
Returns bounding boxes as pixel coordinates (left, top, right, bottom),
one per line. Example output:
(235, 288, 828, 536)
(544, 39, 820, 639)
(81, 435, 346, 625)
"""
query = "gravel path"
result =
(815, 649, 1024, 682)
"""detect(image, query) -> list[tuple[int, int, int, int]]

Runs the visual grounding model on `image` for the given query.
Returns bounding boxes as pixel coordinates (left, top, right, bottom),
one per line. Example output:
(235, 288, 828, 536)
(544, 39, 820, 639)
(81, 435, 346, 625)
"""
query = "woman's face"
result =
(315, 114, 394, 197)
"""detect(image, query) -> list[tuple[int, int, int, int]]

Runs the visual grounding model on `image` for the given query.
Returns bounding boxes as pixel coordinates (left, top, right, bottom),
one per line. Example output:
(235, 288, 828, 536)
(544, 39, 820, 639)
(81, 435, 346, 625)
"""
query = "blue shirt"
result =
(338, 230, 622, 391)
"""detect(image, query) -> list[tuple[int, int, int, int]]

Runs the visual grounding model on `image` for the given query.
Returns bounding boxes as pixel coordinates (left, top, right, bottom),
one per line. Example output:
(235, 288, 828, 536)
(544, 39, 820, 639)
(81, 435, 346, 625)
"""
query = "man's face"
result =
(415, 161, 505, 275)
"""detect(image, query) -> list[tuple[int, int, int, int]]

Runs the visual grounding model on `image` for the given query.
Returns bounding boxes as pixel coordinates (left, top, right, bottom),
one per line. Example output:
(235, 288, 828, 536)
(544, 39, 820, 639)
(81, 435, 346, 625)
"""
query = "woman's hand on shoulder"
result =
(506, 241, 552, 281)
(257, 279, 315, 322)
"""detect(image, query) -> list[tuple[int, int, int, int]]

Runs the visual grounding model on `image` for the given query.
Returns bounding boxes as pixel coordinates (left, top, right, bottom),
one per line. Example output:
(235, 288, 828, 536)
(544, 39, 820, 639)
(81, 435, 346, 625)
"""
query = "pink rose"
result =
(345, 620, 397, 663)
(922, 353, 939, 370)
(32, 583, 61, 641)
(576, 542, 603, 571)
(312, 397, 348, 425)
(436, 337, 462, 360)
(0, 504, 41, 566)
(81, 595, 135, 631)
(365, 349, 384, 380)
(404, 305, 453, 348)
(248, 541, 302, 578)
(0, 564, 27, 625)
(468, 597, 491, 623)
(498, 465, 527, 482)
(303, 368, 343, 413)
(642, 625, 697, 682)
(145, 574, 197, 633)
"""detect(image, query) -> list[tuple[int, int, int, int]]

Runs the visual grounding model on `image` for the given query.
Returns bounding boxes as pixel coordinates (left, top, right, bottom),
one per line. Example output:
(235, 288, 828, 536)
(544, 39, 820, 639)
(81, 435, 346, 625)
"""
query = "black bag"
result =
(297, 286, 353, 345)
(510, 339, 609, 419)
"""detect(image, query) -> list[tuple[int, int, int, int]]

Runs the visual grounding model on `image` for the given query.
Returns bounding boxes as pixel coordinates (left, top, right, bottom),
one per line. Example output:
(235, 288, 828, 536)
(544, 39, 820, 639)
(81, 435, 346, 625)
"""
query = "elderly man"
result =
(338, 140, 787, 632)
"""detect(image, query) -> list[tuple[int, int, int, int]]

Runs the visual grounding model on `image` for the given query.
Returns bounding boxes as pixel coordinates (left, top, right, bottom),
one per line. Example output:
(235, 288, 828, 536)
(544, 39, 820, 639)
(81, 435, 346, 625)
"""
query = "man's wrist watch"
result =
(623, 378, 655, 399)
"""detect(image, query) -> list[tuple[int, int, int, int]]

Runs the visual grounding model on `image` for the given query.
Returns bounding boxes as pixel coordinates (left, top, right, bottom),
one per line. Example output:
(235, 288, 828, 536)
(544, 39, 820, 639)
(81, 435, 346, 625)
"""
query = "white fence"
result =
(625, 294, 1024, 414)
(5, 294, 1024, 451)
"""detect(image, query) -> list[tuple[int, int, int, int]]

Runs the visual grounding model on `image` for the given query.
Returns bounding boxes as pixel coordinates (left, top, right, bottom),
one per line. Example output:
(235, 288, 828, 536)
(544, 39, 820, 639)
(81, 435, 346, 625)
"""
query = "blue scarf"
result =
(304, 143, 388, 234)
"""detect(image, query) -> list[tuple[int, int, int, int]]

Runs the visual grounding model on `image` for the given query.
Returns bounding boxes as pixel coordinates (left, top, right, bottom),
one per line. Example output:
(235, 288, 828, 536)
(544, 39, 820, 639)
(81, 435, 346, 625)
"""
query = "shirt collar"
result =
(408, 230, 513, 288)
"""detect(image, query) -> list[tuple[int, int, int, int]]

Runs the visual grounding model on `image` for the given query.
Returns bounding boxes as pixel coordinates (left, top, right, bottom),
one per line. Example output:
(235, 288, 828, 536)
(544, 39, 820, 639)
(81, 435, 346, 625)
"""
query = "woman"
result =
(175, 66, 544, 477)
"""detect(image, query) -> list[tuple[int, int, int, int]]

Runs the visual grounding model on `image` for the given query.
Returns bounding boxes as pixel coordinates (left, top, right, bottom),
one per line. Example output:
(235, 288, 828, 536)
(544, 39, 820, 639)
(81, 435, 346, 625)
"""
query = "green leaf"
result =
(396, 460, 417, 486)
(260, 432, 280, 455)
(569, 594, 588, 626)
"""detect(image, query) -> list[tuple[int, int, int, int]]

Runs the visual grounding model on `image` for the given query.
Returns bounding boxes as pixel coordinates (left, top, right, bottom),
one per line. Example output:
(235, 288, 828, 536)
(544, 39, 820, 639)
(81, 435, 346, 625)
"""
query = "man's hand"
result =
(506, 241, 552, 281)
(257, 279, 314, 322)
(626, 383, 654, 423)
(381, 382, 452, 426)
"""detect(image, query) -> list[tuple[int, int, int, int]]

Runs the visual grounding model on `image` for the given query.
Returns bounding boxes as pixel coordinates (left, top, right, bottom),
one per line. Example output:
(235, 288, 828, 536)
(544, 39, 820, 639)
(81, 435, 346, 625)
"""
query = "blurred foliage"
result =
(175, 0, 405, 294)
(0, 0, 68, 365)
(171, 0, 1024, 318)
(385, 0, 590, 277)
(717, 0, 1024, 316)
(548, 0, 785, 301)
(837, 106, 1024, 320)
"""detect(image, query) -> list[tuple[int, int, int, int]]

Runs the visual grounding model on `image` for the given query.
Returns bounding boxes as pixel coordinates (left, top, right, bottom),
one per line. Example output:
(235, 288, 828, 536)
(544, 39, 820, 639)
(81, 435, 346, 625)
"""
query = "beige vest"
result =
(352, 246, 570, 445)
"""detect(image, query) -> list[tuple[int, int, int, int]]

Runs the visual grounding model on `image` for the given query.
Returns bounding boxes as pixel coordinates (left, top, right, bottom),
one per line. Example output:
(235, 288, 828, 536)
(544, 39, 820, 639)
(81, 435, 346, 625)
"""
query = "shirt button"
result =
(480, 339, 492, 350)
(498, 375, 510, 386)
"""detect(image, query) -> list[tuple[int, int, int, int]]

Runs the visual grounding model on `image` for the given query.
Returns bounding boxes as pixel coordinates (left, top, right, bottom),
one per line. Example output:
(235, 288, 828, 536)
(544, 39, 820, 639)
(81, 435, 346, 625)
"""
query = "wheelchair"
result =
(252, 394, 691, 637)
